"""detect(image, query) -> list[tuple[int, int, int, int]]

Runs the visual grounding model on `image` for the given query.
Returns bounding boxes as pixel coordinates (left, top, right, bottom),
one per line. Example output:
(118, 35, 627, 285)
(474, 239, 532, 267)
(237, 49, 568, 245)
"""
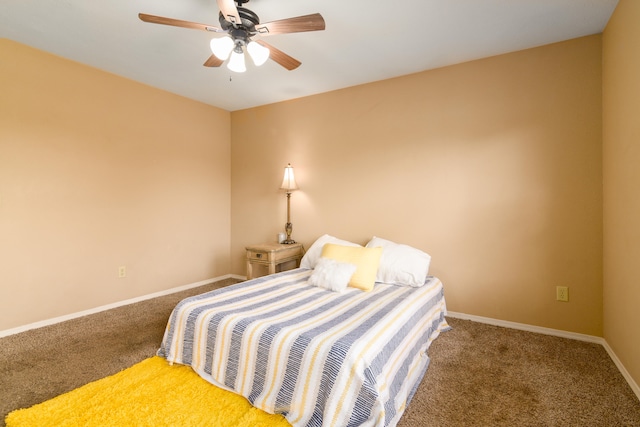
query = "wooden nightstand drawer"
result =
(245, 242, 303, 279)
(247, 250, 269, 262)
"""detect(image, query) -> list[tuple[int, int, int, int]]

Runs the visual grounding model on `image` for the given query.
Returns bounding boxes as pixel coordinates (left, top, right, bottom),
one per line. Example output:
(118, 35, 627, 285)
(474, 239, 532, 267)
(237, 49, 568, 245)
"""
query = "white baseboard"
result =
(446, 311, 604, 343)
(600, 340, 640, 402)
(3, 290, 637, 403)
(447, 311, 640, 402)
(0, 274, 240, 339)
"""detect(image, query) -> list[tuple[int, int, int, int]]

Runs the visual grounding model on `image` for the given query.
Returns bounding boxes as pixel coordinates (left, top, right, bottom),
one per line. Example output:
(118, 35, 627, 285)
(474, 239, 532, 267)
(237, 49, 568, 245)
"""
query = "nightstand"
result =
(245, 242, 304, 279)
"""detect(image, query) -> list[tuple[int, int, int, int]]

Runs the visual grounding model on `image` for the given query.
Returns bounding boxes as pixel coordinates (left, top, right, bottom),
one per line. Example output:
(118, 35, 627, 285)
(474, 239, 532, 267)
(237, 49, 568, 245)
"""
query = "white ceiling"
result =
(1, 0, 618, 112)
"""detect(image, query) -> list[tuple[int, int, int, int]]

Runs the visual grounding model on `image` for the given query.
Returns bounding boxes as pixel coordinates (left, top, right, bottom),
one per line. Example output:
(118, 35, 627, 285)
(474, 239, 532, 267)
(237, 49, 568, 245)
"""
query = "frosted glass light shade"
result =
(227, 50, 246, 73)
(247, 41, 270, 66)
(280, 163, 298, 191)
(210, 37, 234, 60)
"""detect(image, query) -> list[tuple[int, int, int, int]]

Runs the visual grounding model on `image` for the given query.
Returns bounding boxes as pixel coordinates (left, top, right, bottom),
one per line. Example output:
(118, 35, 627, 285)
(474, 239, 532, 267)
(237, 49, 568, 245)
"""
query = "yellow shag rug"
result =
(6, 356, 291, 427)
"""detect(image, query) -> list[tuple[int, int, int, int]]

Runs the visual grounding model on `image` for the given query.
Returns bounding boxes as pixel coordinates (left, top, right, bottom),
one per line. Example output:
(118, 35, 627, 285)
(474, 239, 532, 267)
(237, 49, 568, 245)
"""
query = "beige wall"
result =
(0, 39, 231, 331)
(231, 35, 603, 336)
(603, 0, 640, 391)
(3, 15, 635, 386)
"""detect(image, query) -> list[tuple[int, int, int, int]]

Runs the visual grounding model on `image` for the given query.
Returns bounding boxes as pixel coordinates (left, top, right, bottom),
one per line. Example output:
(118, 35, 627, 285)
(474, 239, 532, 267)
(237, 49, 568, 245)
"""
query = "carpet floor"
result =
(2, 278, 640, 426)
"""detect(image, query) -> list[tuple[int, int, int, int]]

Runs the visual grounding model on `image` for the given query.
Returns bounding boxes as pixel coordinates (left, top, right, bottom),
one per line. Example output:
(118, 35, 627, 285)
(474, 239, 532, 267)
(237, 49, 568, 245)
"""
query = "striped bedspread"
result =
(159, 268, 449, 427)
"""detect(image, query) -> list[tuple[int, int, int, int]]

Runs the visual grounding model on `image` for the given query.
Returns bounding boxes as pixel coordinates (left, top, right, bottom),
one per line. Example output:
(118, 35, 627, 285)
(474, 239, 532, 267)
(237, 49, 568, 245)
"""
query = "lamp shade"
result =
(247, 41, 270, 66)
(280, 163, 298, 191)
(210, 36, 234, 60)
(227, 49, 246, 73)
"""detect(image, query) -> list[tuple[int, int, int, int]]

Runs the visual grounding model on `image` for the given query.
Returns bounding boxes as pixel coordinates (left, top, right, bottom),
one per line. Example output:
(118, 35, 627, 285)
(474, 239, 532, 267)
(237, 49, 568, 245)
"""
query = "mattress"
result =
(159, 268, 448, 427)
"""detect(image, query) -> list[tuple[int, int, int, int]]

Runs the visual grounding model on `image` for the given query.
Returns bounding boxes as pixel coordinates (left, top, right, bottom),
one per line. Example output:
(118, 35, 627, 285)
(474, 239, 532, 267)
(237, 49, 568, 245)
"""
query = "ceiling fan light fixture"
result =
(210, 36, 234, 60)
(138, 6, 326, 72)
(247, 41, 270, 66)
(227, 48, 247, 73)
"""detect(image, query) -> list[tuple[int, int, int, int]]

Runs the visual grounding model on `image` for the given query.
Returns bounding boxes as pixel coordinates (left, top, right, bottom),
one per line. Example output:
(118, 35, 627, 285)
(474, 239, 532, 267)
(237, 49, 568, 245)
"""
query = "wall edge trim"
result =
(600, 339, 640, 402)
(0, 274, 236, 338)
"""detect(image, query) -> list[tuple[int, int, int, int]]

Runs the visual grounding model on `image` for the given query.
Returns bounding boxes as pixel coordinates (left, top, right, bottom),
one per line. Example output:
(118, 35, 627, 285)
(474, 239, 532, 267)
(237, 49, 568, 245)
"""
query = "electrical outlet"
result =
(556, 286, 569, 302)
(118, 266, 126, 278)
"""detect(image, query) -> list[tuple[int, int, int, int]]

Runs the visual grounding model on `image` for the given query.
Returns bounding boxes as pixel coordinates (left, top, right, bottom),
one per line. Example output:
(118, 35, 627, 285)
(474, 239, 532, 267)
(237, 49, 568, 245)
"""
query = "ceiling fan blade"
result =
(138, 13, 223, 33)
(255, 13, 325, 36)
(217, 0, 242, 26)
(257, 40, 301, 71)
(203, 55, 224, 67)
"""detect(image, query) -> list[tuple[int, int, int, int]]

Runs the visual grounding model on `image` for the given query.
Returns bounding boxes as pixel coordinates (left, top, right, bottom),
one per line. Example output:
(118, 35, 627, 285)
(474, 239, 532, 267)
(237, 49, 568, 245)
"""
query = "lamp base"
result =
(283, 221, 295, 245)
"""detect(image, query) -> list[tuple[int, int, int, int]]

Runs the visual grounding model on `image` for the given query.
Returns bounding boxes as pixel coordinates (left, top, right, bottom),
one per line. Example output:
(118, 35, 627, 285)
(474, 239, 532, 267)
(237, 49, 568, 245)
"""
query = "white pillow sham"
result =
(300, 234, 361, 269)
(308, 257, 357, 292)
(365, 236, 431, 287)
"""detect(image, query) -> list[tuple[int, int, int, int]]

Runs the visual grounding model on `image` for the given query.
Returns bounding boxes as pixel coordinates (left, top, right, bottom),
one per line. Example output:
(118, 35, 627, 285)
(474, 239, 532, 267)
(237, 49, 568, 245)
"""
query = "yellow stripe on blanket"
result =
(6, 356, 290, 427)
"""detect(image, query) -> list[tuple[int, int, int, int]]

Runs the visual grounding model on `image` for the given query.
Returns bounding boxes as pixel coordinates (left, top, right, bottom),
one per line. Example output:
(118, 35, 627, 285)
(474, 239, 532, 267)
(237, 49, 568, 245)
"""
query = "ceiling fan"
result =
(139, 0, 325, 72)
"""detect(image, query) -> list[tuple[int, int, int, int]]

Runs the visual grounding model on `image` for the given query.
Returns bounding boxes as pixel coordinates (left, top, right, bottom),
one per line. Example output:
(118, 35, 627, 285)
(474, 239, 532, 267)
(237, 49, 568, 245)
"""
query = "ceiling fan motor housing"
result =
(219, 7, 260, 34)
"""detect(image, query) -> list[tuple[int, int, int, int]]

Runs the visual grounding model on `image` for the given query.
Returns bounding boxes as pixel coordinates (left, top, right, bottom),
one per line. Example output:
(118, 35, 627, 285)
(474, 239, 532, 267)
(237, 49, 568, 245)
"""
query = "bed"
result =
(159, 236, 448, 427)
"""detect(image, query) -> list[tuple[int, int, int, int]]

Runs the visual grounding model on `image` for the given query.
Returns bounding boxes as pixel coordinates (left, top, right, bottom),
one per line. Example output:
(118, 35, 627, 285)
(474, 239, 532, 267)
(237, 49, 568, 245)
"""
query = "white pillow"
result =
(300, 234, 361, 269)
(308, 257, 357, 292)
(365, 236, 431, 287)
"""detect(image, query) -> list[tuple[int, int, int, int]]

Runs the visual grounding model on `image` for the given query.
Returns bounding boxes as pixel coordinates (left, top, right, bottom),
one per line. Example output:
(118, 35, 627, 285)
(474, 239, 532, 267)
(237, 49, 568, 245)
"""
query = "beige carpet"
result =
(2, 278, 639, 426)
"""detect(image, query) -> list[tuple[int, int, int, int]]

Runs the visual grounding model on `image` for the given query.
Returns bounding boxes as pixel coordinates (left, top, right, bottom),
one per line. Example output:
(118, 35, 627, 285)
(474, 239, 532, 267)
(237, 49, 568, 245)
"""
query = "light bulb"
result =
(247, 41, 270, 66)
(210, 37, 234, 60)
(227, 49, 246, 73)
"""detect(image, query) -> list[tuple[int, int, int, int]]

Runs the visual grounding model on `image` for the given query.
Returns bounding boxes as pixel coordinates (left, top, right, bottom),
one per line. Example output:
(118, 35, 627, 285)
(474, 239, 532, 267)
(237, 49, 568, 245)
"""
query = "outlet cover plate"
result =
(556, 286, 569, 302)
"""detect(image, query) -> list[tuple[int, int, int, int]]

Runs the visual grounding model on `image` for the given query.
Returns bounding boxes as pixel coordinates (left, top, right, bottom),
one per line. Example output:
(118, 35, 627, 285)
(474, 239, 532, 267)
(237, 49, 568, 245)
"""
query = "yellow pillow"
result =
(320, 243, 382, 291)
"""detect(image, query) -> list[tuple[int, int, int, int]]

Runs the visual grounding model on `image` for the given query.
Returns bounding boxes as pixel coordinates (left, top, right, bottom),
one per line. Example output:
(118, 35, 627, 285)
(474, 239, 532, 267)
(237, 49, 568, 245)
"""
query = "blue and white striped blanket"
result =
(159, 268, 448, 427)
